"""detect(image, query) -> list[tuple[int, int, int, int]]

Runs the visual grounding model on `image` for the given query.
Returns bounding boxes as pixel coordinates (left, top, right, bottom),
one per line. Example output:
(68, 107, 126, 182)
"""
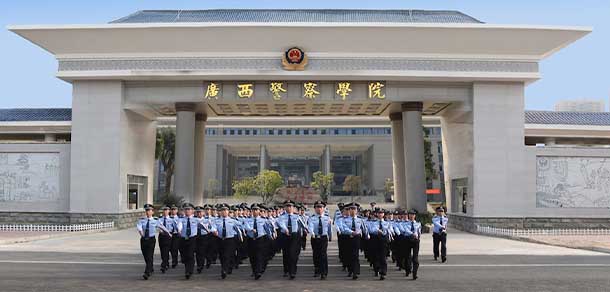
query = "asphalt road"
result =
(1, 247, 610, 292)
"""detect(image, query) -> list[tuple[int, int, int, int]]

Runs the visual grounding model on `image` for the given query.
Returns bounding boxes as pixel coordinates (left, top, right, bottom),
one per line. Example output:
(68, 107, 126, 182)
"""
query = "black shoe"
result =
(321, 275, 326, 280)
(412, 272, 418, 280)
(221, 272, 227, 279)
(289, 274, 295, 280)
(352, 274, 358, 280)
(161, 268, 166, 274)
(374, 271, 379, 277)
(185, 274, 191, 280)
(341, 266, 346, 272)
(206, 263, 211, 269)
(405, 271, 411, 277)
(313, 273, 319, 278)
(347, 272, 352, 277)
(142, 273, 149, 280)
(255, 274, 261, 280)
(434, 256, 438, 261)
(172, 263, 177, 268)
(442, 257, 447, 263)
(380, 274, 385, 280)
(283, 272, 288, 277)
(197, 268, 202, 274)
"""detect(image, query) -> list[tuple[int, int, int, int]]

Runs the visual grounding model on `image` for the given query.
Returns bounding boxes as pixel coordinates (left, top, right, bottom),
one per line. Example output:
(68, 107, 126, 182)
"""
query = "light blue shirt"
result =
(307, 214, 332, 239)
(158, 215, 178, 234)
(196, 216, 217, 236)
(214, 216, 241, 239)
(136, 217, 170, 238)
(177, 216, 199, 239)
(406, 220, 422, 238)
(339, 216, 367, 236)
(244, 216, 272, 239)
(432, 215, 448, 234)
(366, 219, 391, 236)
(277, 212, 307, 234)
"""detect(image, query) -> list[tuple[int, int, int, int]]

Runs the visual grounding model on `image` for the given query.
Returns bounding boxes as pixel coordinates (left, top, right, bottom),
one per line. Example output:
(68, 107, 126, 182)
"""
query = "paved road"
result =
(1, 233, 609, 292)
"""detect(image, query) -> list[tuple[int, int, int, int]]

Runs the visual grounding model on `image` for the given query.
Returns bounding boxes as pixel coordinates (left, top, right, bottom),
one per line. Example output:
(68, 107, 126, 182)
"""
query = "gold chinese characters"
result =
(336, 82, 352, 100)
(269, 82, 287, 100)
(204, 82, 220, 99)
(237, 83, 254, 98)
(303, 82, 320, 99)
(368, 82, 385, 99)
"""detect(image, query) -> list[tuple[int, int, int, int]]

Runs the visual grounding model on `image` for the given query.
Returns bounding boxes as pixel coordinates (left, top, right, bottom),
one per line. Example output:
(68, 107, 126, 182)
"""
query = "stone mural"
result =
(536, 156, 610, 208)
(0, 152, 60, 202)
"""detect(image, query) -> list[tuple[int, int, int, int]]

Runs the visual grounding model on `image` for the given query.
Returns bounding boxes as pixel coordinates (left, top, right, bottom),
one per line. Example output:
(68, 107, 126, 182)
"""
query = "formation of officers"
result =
(136, 200, 449, 281)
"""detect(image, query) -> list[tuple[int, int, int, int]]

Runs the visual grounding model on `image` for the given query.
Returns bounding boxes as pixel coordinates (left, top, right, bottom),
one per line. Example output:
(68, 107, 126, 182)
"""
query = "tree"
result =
(232, 177, 255, 200)
(207, 178, 220, 198)
(254, 170, 284, 204)
(423, 128, 438, 187)
(155, 128, 176, 196)
(311, 171, 334, 202)
(342, 175, 362, 202)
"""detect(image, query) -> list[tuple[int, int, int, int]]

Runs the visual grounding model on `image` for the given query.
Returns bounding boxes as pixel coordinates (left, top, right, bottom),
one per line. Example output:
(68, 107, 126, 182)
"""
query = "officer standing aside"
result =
(136, 204, 171, 280)
(432, 206, 449, 263)
(405, 209, 422, 280)
(176, 203, 199, 279)
(307, 200, 332, 280)
(158, 205, 176, 274)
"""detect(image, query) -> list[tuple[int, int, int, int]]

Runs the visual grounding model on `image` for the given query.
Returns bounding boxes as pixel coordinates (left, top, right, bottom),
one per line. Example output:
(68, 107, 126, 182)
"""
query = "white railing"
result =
(0, 222, 115, 232)
(476, 225, 610, 237)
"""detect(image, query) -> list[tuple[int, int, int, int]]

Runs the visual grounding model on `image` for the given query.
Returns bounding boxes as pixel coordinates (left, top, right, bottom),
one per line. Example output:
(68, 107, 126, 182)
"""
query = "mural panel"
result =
(536, 156, 610, 208)
(0, 152, 60, 202)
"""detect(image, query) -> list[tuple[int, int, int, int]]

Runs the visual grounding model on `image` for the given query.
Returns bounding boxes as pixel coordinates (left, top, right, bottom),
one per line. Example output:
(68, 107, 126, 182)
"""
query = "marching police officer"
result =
(169, 205, 181, 268)
(405, 209, 422, 280)
(244, 203, 273, 280)
(136, 204, 171, 280)
(277, 200, 307, 280)
(366, 208, 392, 280)
(176, 203, 199, 279)
(214, 203, 241, 279)
(307, 200, 332, 280)
(339, 202, 367, 280)
(432, 206, 449, 263)
(157, 205, 176, 273)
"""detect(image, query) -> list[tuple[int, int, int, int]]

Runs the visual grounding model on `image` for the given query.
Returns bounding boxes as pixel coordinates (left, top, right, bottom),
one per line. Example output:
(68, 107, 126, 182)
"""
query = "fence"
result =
(476, 225, 610, 237)
(0, 222, 115, 232)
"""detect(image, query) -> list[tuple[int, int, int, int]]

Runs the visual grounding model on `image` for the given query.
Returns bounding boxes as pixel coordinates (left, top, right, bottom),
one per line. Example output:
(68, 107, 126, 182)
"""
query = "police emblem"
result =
(282, 47, 308, 71)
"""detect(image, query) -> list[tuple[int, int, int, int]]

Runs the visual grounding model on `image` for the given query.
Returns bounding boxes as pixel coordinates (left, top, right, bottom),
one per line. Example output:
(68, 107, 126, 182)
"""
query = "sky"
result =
(1, 0, 609, 110)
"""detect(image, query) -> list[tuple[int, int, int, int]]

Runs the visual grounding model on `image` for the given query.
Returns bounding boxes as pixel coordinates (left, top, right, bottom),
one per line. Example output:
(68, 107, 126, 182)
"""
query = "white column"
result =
(194, 113, 207, 205)
(175, 102, 196, 204)
(402, 102, 427, 212)
(260, 144, 267, 172)
(324, 145, 331, 174)
(390, 112, 407, 209)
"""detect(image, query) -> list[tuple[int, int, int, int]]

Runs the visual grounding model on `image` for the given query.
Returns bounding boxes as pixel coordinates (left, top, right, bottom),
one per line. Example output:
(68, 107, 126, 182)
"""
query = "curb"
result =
(472, 231, 610, 255)
(0, 228, 117, 245)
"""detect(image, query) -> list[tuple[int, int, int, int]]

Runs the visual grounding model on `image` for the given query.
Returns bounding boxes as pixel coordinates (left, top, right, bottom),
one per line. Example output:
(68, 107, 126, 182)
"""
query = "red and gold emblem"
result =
(282, 47, 308, 71)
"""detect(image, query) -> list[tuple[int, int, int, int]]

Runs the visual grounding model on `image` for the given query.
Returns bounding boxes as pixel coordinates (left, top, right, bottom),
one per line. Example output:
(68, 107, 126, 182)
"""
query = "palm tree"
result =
(156, 128, 176, 196)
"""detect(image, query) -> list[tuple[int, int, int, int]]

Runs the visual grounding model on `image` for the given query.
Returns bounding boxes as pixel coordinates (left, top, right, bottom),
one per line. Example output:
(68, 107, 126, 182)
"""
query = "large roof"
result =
(525, 110, 610, 126)
(110, 9, 483, 24)
(2, 108, 610, 126)
(0, 108, 71, 122)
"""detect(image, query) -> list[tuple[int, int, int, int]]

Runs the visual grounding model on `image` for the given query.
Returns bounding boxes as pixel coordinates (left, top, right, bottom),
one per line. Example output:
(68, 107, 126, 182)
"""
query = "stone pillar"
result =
(323, 145, 331, 174)
(402, 102, 427, 212)
(193, 113, 207, 205)
(44, 133, 57, 142)
(175, 102, 196, 204)
(390, 112, 407, 209)
(260, 144, 267, 172)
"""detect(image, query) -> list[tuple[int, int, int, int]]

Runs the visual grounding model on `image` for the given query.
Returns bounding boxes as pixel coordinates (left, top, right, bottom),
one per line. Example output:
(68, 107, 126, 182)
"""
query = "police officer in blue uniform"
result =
(136, 203, 171, 280)
(432, 206, 448, 263)
(244, 203, 273, 280)
(277, 200, 308, 280)
(339, 202, 367, 280)
(177, 203, 199, 279)
(366, 208, 392, 280)
(169, 205, 181, 268)
(157, 205, 176, 273)
(405, 209, 422, 280)
(214, 203, 241, 279)
(307, 200, 332, 280)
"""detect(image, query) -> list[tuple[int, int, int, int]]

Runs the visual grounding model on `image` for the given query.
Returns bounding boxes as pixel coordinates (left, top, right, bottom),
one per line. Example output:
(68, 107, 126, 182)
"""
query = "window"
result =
(286, 130, 292, 135)
(223, 129, 227, 135)
(304, 129, 309, 135)
(245, 129, 250, 135)
(237, 129, 243, 135)
(253, 129, 258, 136)
(312, 129, 317, 135)
(230, 129, 235, 135)
(321, 129, 327, 135)
(268, 129, 274, 135)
